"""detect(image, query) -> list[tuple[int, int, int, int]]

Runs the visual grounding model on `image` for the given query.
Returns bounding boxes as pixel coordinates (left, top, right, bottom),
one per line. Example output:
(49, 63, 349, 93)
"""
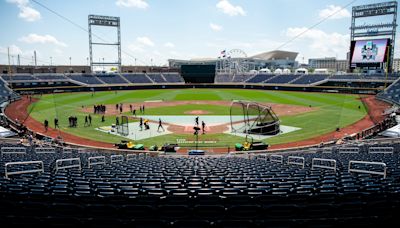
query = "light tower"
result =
(88, 15, 121, 73)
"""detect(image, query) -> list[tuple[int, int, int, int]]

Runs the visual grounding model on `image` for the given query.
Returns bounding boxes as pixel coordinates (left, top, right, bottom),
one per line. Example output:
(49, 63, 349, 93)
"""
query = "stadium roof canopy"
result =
(250, 50, 298, 61)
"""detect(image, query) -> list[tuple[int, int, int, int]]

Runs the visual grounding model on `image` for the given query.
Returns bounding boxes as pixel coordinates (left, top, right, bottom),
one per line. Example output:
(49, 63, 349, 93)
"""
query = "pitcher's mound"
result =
(184, 110, 211, 115)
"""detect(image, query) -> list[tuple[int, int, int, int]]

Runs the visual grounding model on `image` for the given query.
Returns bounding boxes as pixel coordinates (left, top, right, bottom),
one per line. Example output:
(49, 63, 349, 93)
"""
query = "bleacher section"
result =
(290, 74, 330, 85)
(121, 73, 153, 84)
(0, 79, 17, 103)
(246, 74, 275, 83)
(377, 77, 400, 105)
(162, 73, 184, 83)
(0, 73, 184, 87)
(0, 142, 399, 226)
(264, 74, 300, 84)
(214, 73, 233, 83)
(232, 73, 255, 83)
(95, 74, 127, 84)
(66, 74, 104, 85)
(33, 74, 67, 80)
(147, 73, 166, 83)
(330, 74, 363, 80)
(1, 74, 36, 81)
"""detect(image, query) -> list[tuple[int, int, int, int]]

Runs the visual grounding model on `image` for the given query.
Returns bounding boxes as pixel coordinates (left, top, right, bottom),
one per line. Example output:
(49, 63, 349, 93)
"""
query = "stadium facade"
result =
(168, 50, 298, 72)
(308, 57, 349, 72)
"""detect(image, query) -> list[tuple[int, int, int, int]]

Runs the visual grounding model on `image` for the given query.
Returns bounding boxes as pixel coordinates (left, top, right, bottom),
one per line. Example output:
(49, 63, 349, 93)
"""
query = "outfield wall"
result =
(13, 82, 380, 95)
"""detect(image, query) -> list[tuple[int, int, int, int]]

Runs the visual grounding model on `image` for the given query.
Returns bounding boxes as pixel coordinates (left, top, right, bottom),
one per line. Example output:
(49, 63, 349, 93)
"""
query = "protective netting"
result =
(117, 116, 129, 136)
(230, 101, 280, 135)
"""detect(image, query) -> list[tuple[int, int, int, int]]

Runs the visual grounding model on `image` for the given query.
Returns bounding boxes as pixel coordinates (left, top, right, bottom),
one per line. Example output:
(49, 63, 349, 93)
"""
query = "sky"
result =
(0, 0, 398, 66)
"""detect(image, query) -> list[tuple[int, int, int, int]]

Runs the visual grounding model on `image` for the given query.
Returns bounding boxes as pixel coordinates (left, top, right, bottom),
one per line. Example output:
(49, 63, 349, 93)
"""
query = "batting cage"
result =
(117, 116, 129, 136)
(230, 101, 280, 135)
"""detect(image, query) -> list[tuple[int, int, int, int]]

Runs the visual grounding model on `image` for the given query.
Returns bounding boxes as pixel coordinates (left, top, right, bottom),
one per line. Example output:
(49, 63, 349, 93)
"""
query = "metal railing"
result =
(256, 154, 268, 160)
(88, 156, 106, 168)
(322, 147, 333, 153)
(348, 160, 387, 178)
(312, 158, 337, 172)
(339, 147, 360, 154)
(111, 155, 124, 163)
(35, 147, 56, 154)
(1, 147, 26, 155)
(368, 147, 394, 154)
(5, 161, 44, 178)
(287, 156, 305, 168)
(126, 154, 137, 161)
(270, 155, 283, 164)
(63, 148, 73, 153)
(55, 158, 81, 172)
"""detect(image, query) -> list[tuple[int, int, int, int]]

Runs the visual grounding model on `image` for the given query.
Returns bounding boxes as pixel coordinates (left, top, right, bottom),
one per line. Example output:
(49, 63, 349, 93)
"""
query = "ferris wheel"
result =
(228, 49, 248, 58)
(226, 49, 249, 73)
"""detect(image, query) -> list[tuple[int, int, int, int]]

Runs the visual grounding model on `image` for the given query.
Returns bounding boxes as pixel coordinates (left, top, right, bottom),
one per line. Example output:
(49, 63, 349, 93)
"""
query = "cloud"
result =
(19, 33, 67, 47)
(116, 0, 148, 9)
(319, 5, 351, 19)
(136, 36, 155, 47)
(210, 23, 222, 31)
(216, 0, 246, 16)
(6, 0, 41, 22)
(164, 42, 175, 48)
(285, 27, 349, 58)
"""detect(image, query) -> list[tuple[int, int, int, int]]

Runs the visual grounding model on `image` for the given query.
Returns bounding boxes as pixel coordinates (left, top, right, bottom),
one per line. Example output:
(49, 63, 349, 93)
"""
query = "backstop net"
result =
(230, 101, 280, 135)
(117, 116, 129, 136)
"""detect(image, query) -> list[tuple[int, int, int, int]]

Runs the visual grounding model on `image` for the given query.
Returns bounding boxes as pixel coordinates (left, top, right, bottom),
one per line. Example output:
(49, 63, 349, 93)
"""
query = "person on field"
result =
(158, 118, 165, 132)
(202, 121, 206, 134)
(139, 117, 143, 131)
(54, 118, 59, 129)
(195, 116, 199, 126)
(84, 116, 88, 127)
(133, 109, 136, 117)
(116, 116, 120, 126)
(44, 119, 49, 131)
(101, 115, 105, 122)
(88, 114, 92, 126)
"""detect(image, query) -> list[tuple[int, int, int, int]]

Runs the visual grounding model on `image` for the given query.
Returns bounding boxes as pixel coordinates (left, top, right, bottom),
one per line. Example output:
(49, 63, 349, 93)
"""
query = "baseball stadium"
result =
(1, 0, 400, 227)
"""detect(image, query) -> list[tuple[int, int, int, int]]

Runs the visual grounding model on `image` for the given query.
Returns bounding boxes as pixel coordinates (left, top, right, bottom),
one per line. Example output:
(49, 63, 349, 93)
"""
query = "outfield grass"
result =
(29, 89, 367, 147)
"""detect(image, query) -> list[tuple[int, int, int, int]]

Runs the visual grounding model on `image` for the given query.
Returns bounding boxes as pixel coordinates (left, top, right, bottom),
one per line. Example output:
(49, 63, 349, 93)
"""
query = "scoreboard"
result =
(180, 65, 216, 83)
